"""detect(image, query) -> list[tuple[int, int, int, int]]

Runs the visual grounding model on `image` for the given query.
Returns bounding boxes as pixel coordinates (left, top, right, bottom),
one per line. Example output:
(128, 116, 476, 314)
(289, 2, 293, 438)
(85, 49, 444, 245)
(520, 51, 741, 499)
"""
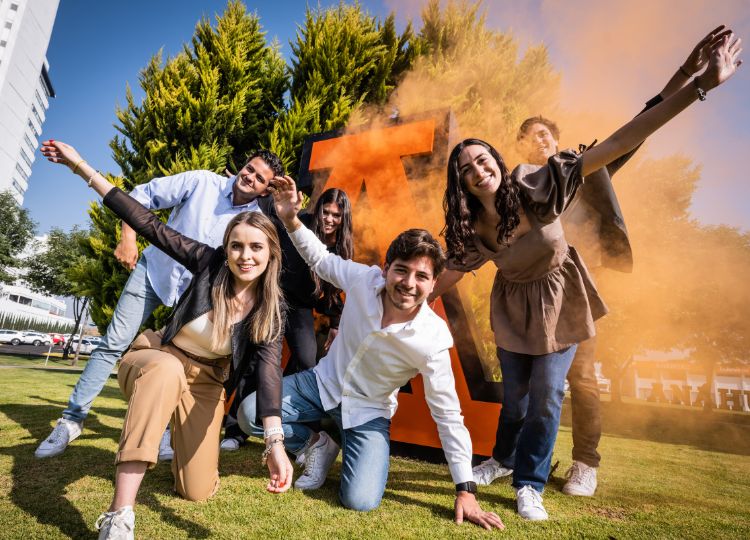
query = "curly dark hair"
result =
(245, 149, 284, 177)
(442, 138, 522, 263)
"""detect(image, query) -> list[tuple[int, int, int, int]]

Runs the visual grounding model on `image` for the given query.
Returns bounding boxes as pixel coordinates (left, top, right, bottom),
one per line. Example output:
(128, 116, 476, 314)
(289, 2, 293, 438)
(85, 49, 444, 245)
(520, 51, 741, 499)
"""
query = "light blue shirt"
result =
(129, 170, 261, 307)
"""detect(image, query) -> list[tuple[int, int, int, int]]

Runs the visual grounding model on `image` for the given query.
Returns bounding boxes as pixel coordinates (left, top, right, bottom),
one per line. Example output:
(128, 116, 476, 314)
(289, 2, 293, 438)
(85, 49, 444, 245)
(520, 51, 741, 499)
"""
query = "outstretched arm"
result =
(582, 33, 742, 177)
(659, 25, 733, 99)
(41, 140, 211, 273)
(606, 26, 734, 175)
(41, 140, 116, 198)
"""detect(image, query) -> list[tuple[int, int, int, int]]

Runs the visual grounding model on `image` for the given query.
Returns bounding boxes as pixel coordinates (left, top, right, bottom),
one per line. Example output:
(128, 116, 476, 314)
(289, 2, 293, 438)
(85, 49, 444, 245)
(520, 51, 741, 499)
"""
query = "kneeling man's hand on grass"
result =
(455, 492, 505, 530)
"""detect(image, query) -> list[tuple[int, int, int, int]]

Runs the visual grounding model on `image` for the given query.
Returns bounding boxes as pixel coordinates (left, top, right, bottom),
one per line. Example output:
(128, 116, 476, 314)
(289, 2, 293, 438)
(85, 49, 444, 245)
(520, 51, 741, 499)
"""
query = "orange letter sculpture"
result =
(298, 112, 502, 459)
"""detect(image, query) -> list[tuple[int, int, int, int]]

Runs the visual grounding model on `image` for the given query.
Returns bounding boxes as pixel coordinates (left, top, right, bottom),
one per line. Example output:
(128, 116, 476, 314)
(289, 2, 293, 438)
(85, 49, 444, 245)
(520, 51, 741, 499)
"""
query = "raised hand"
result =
(682, 25, 733, 75)
(269, 175, 303, 229)
(40, 140, 84, 171)
(700, 33, 743, 90)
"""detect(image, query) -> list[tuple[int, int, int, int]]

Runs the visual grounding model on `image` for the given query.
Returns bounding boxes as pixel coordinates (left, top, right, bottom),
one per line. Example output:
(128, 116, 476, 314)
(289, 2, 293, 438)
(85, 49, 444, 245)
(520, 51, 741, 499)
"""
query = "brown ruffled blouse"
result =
(447, 150, 608, 355)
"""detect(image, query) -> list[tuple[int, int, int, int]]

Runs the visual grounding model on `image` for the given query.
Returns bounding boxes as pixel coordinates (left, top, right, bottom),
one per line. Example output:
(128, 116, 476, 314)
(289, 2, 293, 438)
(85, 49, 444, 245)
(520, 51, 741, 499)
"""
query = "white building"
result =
(625, 350, 750, 413)
(0, 0, 59, 204)
(0, 235, 75, 330)
(0, 282, 73, 328)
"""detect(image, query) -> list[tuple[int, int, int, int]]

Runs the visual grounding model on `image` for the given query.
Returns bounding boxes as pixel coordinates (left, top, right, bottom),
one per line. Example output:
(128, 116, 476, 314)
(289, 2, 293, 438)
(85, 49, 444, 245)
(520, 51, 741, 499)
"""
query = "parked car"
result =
(48, 333, 66, 345)
(69, 337, 97, 355)
(20, 332, 53, 346)
(0, 329, 25, 346)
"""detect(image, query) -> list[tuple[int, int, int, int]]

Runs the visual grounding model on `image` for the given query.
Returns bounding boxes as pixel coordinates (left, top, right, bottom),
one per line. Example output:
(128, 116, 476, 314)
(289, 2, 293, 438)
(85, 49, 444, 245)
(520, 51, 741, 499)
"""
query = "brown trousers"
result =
(117, 330, 227, 501)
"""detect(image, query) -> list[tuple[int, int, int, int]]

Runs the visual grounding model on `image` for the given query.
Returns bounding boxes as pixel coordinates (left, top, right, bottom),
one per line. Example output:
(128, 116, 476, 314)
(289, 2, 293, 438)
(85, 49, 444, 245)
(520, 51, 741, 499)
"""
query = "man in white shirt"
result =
(238, 176, 503, 530)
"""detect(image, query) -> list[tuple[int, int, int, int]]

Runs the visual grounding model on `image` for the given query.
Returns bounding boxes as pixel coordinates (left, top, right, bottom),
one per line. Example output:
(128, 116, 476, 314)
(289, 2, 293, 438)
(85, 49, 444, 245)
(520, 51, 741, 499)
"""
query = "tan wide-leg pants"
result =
(116, 330, 227, 501)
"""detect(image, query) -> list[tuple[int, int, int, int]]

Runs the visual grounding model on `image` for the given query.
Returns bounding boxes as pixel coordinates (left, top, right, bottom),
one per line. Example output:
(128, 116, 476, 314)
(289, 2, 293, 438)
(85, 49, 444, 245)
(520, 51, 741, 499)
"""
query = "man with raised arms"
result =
(237, 176, 504, 530)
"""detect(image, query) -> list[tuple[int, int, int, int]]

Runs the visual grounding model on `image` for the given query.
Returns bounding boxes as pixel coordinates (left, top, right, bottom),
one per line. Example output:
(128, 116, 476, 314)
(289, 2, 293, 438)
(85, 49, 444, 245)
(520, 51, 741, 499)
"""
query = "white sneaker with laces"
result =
(516, 485, 548, 520)
(158, 428, 173, 462)
(294, 431, 340, 490)
(295, 452, 305, 466)
(220, 438, 241, 452)
(472, 457, 513, 485)
(35, 418, 82, 458)
(95, 506, 135, 540)
(562, 460, 598, 496)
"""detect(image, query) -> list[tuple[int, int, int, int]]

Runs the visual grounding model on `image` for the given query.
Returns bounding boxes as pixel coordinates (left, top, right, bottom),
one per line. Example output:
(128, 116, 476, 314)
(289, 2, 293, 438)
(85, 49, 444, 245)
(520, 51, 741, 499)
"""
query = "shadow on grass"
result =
(560, 400, 750, 457)
(0, 402, 212, 538)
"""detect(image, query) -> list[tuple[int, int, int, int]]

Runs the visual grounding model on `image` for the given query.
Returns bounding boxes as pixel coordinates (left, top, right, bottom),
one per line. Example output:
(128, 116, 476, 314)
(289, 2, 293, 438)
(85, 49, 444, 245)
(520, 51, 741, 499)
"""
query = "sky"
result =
(24, 0, 750, 235)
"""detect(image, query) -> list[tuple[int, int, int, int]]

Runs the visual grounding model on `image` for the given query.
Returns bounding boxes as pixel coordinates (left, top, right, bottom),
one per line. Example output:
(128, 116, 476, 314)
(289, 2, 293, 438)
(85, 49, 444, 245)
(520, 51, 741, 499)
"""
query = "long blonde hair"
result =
(210, 212, 284, 347)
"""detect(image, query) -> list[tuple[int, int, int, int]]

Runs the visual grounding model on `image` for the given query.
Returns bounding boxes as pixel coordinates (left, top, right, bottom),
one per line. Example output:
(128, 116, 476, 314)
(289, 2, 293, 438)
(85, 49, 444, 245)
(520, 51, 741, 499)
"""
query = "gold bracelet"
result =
(72, 159, 86, 174)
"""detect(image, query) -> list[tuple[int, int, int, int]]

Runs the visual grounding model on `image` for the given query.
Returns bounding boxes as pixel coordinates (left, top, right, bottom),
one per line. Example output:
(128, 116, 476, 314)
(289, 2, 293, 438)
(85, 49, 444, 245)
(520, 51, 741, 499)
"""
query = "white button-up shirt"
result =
(289, 225, 474, 484)
(130, 171, 261, 306)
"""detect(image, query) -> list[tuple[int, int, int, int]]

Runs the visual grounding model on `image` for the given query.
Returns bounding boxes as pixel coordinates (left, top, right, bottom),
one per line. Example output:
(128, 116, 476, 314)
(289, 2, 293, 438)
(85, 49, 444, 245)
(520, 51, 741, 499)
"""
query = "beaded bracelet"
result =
(261, 438, 285, 465)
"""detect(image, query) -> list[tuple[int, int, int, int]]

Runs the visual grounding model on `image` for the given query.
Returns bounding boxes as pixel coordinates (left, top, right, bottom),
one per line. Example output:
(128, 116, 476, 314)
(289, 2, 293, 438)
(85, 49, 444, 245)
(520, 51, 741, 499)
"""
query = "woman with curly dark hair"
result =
(430, 33, 742, 521)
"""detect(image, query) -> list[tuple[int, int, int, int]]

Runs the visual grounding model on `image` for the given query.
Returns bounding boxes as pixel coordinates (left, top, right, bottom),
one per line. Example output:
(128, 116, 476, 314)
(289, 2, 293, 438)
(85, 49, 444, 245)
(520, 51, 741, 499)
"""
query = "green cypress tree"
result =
(71, 1, 287, 331)
(0, 190, 36, 284)
(268, 2, 420, 174)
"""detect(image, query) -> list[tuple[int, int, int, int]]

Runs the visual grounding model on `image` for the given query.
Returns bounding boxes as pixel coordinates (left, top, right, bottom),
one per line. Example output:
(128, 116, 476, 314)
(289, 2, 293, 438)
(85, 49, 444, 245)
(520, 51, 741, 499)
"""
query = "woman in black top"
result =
(221, 188, 354, 449)
(41, 140, 293, 539)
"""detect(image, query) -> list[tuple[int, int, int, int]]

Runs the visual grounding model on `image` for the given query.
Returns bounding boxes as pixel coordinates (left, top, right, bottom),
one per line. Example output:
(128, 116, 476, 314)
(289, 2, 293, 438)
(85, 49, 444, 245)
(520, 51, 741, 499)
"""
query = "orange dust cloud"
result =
(346, 1, 750, 390)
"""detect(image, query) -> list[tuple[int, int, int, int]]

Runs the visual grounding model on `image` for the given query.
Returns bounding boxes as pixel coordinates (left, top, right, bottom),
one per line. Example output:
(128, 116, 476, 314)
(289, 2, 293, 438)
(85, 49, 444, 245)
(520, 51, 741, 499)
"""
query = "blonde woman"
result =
(41, 140, 293, 540)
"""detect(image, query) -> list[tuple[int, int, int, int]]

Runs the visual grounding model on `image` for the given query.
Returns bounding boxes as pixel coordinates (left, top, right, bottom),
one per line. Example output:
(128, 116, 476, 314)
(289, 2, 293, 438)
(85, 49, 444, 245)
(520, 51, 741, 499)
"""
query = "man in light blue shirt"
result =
(35, 150, 284, 459)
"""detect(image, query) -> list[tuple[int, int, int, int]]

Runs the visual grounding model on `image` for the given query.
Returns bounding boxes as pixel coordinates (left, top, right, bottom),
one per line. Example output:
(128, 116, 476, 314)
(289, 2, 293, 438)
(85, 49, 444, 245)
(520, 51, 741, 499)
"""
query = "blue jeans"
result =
(238, 369, 391, 511)
(63, 258, 163, 423)
(492, 346, 577, 492)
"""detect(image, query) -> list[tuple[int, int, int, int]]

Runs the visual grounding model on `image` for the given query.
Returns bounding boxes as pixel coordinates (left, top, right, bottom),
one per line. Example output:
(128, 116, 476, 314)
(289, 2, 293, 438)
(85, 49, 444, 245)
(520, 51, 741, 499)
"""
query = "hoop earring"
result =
(224, 260, 228, 267)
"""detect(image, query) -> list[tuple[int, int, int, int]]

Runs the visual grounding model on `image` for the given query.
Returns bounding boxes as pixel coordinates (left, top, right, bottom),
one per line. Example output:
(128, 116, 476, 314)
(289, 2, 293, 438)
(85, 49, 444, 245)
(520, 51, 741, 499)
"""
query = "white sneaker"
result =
(295, 452, 306, 466)
(220, 438, 241, 452)
(472, 457, 513, 485)
(516, 485, 548, 521)
(294, 431, 340, 490)
(35, 418, 82, 458)
(95, 506, 135, 540)
(158, 428, 173, 462)
(562, 460, 598, 496)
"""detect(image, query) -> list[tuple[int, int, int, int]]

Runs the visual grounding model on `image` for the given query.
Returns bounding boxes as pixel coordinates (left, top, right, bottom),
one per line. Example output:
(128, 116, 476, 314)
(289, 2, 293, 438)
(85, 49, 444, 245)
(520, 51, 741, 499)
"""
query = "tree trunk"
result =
(64, 297, 88, 361)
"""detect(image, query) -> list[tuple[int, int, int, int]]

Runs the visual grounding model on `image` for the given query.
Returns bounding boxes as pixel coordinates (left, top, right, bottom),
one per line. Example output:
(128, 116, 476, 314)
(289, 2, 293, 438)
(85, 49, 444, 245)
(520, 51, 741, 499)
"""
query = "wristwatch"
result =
(455, 481, 478, 494)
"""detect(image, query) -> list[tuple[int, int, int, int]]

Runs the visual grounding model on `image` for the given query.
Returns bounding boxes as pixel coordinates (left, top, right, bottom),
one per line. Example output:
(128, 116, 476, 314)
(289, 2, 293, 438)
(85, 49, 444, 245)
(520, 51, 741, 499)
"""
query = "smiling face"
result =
(225, 223, 270, 286)
(457, 144, 503, 200)
(382, 256, 437, 314)
(519, 122, 559, 165)
(233, 157, 275, 204)
(320, 201, 343, 240)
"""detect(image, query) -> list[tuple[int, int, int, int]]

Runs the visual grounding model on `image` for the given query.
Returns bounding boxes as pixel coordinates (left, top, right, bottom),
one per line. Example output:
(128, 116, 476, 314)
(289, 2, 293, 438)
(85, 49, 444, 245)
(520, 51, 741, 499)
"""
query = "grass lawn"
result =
(1, 367, 749, 539)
